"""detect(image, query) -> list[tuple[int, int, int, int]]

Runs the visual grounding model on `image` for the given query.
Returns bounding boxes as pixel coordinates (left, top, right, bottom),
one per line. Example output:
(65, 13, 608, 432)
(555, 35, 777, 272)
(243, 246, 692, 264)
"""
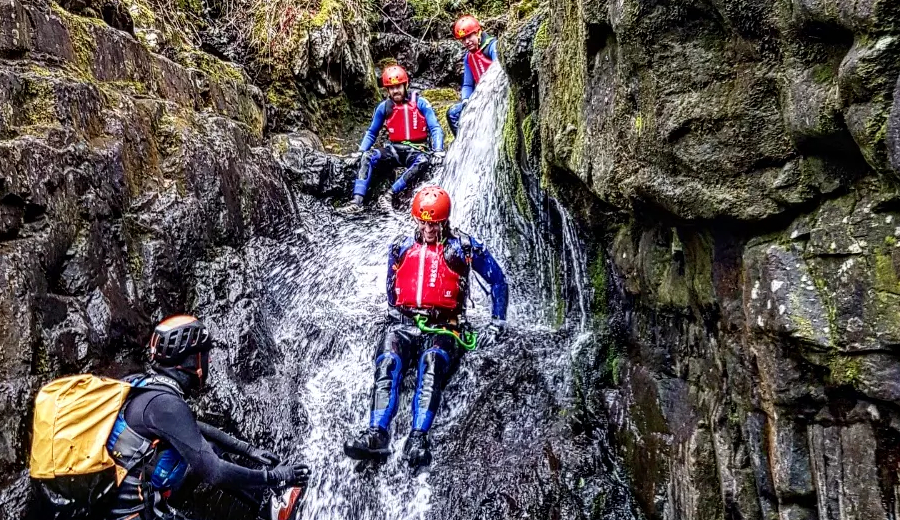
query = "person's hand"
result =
(432, 151, 446, 167)
(246, 446, 281, 466)
(267, 463, 311, 487)
(479, 318, 507, 348)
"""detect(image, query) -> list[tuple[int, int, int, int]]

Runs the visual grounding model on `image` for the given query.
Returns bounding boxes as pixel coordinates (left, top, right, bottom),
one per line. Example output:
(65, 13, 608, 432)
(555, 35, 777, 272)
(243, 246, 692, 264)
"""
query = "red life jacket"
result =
(394, 242, 462, 311)
(384, 92, 429, 143)
(466, 37, 495, 84)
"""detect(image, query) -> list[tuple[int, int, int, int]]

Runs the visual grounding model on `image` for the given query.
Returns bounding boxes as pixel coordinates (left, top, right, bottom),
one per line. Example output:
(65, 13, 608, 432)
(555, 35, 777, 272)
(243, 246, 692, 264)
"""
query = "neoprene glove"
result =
(267, 463, 311, 487)
(432, 151, 446, 167)
(246, 446, 281, 466)
(479, 318, 507, 348)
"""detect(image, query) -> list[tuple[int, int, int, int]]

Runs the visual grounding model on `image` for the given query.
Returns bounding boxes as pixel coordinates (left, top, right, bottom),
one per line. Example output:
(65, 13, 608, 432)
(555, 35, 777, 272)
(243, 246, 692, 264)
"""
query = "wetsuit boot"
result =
(343, 427, 390, 459)
(404, 430, 432, 468)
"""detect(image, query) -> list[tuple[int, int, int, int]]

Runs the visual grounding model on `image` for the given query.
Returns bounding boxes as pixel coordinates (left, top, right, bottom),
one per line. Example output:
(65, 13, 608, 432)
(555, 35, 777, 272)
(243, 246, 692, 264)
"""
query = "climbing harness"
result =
(413, 315, 478, 351)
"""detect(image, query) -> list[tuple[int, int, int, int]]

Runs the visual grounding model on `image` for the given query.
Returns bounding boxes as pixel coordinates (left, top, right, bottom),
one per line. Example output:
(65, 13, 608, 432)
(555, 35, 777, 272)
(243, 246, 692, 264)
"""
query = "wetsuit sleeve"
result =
(470, 237, 509, 320)
(461, 53, 475, 100)
(142, 394, 270, 490)
(197, 421, 249, 455)
(486, 38, 499, 61)
(418, 97, 444, 151)
(359, 102, 387, 152)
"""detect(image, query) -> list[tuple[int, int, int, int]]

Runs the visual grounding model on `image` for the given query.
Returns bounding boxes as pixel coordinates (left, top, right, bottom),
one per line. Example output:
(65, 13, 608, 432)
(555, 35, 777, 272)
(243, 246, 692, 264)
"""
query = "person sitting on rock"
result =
(446, 15, 498, 137)
(341, 64, 445, 213)
(343, 186, 508, 468)
(104, 316, 310, 520)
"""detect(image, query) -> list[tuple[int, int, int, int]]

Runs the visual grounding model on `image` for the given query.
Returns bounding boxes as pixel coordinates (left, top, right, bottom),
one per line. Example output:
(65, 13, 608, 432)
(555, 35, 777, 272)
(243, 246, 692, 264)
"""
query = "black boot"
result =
(404, 430, 432, 468)
(344, 428, 390, 459)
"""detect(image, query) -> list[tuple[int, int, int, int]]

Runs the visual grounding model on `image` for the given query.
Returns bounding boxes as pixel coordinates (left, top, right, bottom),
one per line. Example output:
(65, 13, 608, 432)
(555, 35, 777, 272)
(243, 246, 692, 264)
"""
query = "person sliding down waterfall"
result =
(446, 15, 498, 137)
(343, 186, 508, 468)
(340, 64, 445, 213)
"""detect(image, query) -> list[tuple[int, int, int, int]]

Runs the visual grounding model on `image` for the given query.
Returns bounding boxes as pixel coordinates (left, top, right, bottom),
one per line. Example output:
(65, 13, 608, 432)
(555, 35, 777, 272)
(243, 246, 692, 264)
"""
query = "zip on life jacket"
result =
(384, 91, 429, 144)
(466, 37, 496, 84)
(394, 241, 463, 311)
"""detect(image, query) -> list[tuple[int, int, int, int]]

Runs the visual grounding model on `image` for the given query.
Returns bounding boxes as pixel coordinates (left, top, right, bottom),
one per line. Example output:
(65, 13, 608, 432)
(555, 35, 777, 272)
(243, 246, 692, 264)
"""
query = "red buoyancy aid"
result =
(384, 92, 429, 143)
(466, 38, 495, 84)
(394, 242, 462, 311)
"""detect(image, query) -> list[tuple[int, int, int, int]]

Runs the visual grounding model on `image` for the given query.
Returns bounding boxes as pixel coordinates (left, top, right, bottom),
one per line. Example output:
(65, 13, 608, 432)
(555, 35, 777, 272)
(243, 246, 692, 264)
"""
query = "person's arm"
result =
(418, 98, 444, 152)
(386, 237, 408, 306)
(470, 237, 508, 320)
(143, 394, 271, 490)
(358, 102, 387, 152)
(461, 55, 475, 100)
(486, 38, 499, 61)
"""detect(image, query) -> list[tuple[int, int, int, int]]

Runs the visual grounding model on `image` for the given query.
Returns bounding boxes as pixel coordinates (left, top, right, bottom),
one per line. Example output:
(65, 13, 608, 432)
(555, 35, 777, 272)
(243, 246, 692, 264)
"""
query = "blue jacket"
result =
(358, 93, 445, 152)
(461, 35, 499, 100)
(387, 232, 509, 320)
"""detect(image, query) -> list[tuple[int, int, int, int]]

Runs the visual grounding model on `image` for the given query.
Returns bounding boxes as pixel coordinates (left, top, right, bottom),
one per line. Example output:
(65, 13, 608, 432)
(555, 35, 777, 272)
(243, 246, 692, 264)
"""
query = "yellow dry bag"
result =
(30, 374, 132, 479)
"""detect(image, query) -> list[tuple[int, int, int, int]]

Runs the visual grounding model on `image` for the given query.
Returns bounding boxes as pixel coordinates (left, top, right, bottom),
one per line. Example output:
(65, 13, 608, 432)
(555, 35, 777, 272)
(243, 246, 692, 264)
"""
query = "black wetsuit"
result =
(109, 389, 270, 520)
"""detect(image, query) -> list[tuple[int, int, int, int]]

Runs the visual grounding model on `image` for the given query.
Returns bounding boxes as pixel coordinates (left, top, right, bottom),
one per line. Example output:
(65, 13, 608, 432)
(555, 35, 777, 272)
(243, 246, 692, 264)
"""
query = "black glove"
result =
(267, 463, 311, 487)
(246, 446, 281, 466)
(479, 318, 507, 348)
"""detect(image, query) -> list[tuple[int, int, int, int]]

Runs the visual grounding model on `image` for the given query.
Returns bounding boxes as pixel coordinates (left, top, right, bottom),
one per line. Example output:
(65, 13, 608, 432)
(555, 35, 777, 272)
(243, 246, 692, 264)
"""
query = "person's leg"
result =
(344, 322, 417, 459)
(409, 333, 457, 434)
(350, 148, 384, 205)
(406, 333, 459, 467)
(447, 102, 465, 137)
(390, 149, 430, 196)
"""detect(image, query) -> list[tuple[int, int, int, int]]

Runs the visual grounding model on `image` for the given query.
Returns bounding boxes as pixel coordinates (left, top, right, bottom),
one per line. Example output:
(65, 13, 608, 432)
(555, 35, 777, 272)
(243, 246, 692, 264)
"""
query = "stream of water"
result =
(204, 64, 640, 520)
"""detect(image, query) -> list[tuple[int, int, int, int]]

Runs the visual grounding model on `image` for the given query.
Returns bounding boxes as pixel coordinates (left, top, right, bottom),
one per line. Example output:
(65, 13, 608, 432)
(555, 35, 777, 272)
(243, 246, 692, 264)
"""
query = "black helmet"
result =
(149, 315, 212, 364)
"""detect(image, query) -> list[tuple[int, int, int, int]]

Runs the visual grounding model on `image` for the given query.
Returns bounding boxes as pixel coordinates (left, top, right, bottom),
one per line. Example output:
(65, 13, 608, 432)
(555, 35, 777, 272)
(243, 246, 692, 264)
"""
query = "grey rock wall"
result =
(505, 0, 900, 518)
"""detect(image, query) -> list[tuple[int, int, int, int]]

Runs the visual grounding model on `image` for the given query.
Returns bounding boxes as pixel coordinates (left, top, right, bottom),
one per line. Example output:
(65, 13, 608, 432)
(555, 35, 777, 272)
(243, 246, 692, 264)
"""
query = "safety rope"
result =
(413, 315, 478, 351)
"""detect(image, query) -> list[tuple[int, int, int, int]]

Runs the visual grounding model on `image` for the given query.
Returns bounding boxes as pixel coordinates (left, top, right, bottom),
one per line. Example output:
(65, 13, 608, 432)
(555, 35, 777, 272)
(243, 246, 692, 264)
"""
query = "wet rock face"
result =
(508, 0, 900, 517)
(586, 195, 900, 519)
(0, 0, 339, 515)
(525, 0, 899, 221)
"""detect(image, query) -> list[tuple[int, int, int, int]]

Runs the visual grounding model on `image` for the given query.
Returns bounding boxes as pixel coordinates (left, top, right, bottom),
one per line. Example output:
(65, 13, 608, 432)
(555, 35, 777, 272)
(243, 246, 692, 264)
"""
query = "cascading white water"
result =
(235, 62, 637, 520)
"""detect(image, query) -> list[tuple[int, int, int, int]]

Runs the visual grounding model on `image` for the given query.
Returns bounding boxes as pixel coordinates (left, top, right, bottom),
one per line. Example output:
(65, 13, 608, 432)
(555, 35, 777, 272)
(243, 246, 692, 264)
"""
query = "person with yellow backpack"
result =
(30, 315, 311, 520)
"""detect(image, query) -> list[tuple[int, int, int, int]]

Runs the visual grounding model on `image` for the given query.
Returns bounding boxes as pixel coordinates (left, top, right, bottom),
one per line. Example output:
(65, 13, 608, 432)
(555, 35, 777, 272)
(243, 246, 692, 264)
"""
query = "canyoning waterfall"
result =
(194, 64, 641, 520)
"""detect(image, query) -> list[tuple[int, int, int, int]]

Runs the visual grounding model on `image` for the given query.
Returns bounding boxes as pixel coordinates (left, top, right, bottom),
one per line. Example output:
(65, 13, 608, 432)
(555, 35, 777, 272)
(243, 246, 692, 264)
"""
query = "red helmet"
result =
(381, 64, 409, 87)
(412, 186, 452, 222)
(453, 15, 481, 39)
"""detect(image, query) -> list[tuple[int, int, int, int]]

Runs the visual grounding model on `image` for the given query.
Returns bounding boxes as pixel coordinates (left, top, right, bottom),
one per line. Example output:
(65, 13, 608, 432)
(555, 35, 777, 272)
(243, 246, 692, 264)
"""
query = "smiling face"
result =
(417, 219, 443, 244)
(386, 84, 406, 104)
(462, 32, 480, 52)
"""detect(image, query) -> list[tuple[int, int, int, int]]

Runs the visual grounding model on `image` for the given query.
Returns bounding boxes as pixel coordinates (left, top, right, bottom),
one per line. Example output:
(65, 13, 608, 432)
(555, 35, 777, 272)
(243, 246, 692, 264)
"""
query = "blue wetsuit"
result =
(353, 93, 444, 201)
(447, 35, 499, 136)
(368, 230, 508, 434)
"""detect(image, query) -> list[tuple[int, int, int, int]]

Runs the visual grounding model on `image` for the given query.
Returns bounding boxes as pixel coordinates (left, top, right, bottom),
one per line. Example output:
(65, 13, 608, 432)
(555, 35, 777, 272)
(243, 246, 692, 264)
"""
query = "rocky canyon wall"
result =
(505, 0, 900, 518)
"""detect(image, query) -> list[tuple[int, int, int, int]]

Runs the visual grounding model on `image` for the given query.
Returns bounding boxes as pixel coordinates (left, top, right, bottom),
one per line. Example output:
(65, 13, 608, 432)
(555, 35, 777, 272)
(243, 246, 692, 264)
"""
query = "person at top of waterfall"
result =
(100, 316, 310, 520)
(343, 186, 509, 468)
(340, 64, 445, 213)
(446, 15, 498, 137)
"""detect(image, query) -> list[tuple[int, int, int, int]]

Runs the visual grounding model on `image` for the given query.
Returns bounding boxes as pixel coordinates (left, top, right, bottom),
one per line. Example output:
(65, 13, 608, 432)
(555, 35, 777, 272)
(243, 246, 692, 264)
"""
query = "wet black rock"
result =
(371, 32, 463, 89)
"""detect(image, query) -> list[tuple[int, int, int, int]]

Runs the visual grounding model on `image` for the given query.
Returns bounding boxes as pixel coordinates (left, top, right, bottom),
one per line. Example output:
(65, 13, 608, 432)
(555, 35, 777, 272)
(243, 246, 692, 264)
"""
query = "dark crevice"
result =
(23, 202, 46, 223)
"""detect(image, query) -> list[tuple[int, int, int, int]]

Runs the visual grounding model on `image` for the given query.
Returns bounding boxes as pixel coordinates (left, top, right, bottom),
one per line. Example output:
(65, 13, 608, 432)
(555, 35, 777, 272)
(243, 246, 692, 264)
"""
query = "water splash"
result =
(204, 62, 641, 520)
